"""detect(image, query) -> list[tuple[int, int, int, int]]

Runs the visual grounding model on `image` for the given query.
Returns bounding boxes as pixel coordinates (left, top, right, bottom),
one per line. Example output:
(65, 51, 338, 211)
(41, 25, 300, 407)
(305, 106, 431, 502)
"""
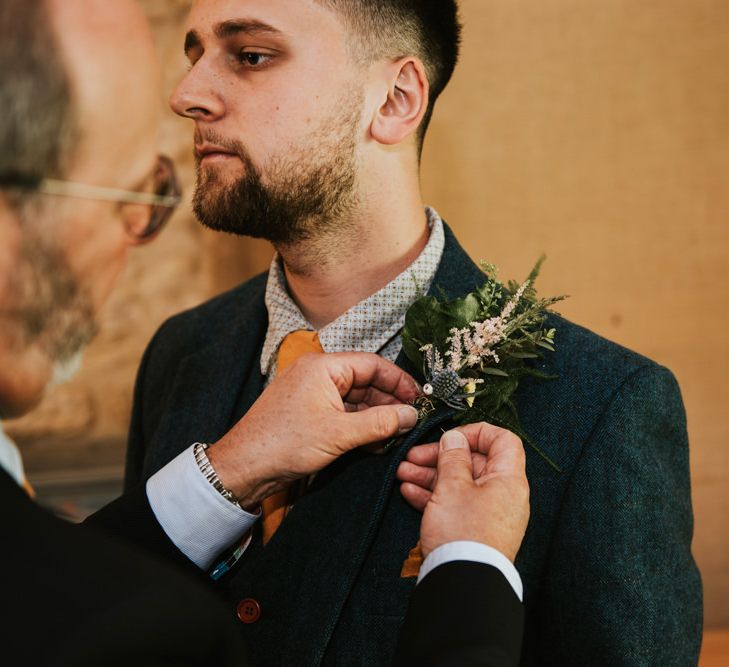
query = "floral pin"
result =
(397, 257, 566, 471)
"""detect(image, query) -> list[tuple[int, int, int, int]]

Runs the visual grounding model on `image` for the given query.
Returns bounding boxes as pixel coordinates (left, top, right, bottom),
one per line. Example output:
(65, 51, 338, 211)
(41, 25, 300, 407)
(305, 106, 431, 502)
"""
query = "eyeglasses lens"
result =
(124, 155, 181, 243)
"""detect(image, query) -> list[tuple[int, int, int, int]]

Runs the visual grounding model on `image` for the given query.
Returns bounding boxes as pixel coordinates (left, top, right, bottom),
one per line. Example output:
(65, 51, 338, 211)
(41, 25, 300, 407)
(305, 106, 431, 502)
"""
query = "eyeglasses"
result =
(0, 155, 181, 244)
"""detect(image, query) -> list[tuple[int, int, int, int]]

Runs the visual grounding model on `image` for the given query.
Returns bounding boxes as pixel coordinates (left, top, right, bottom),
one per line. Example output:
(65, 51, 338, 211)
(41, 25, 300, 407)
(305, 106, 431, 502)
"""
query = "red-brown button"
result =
(236, 598, 261, 624)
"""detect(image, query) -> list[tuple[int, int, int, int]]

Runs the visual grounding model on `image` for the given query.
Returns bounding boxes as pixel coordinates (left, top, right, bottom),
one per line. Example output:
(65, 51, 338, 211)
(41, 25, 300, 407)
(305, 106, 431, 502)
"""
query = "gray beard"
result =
(1, 226, 97, 367)
(50, 351, 84, 387)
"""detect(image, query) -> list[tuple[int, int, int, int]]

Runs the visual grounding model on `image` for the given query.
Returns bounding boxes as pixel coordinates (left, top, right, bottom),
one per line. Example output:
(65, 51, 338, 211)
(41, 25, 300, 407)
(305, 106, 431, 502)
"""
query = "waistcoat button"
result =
(236, 598, 262, 624)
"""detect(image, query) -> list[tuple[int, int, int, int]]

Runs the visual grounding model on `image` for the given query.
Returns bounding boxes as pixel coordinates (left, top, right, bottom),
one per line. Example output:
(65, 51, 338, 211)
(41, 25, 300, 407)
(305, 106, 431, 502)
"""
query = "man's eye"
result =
(238, 51, 273, 68)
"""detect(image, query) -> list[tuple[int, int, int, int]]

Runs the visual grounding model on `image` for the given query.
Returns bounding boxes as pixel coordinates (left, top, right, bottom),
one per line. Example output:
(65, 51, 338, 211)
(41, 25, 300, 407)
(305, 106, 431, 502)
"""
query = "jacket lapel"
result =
(315, 223, 486, 651)
(317, 405, 455, 661)
(144, 281, 269, 477)
(393, 221, 487, 384)
(428, 222, 487, 299)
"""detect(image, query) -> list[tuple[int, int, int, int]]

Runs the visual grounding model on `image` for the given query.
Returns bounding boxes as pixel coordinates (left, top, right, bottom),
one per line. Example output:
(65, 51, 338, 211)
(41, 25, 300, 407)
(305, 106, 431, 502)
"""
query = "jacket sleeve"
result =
(539, 364, 703, 665)
(124, 323, 168, 491)
(82, 485, 204, 579)
(393, 561, 524, 667)
(73, 505, 247, 666)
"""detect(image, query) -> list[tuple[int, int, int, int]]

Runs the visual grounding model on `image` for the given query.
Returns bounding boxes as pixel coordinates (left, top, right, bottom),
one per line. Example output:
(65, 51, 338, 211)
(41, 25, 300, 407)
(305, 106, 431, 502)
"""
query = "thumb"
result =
(435, 430, 474, 486)
(338, 404, 419, 449)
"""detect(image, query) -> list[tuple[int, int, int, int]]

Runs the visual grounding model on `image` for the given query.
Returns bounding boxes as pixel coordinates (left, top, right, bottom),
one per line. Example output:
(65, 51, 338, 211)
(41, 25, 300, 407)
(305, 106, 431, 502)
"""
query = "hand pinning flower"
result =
(399, 257, 567, 470)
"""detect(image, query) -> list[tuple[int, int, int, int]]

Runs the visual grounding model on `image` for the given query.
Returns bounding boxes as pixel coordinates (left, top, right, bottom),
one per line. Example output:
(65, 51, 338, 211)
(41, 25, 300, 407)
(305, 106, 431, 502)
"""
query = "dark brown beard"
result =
(192, 94, 361, 245)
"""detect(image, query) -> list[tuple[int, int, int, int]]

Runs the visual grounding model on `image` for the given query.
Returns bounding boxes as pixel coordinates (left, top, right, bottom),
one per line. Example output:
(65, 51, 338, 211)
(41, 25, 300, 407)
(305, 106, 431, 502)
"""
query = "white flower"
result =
(422, 343, 444, 376)
(500, 279, 530, 320)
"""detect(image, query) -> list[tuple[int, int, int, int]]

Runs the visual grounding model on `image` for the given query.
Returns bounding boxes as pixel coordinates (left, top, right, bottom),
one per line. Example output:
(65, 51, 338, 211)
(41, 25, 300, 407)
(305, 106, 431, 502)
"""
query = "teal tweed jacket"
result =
(125, 224, 702, 666)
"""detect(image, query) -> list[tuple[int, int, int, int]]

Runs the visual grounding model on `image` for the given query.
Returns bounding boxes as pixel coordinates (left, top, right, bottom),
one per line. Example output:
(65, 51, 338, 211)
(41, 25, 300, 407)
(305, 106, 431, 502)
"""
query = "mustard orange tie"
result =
(400, 542, 424, 578)
(261, 330, 324, 545)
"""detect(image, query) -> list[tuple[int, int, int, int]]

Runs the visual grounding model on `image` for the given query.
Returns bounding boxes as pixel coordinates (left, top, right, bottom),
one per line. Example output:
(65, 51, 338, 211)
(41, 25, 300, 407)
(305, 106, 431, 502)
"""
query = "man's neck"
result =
(278, 200, 430, 329)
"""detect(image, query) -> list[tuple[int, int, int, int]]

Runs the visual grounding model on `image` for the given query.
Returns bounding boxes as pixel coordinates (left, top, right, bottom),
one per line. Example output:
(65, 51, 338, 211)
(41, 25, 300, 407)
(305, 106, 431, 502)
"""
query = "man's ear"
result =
(370, 57, 429, 146)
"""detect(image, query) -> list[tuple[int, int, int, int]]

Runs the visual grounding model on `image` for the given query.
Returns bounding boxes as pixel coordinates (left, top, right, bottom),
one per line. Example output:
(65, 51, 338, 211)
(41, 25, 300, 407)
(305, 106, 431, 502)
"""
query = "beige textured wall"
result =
(421, 0, 729, 628)
(6, 0, 728, 627)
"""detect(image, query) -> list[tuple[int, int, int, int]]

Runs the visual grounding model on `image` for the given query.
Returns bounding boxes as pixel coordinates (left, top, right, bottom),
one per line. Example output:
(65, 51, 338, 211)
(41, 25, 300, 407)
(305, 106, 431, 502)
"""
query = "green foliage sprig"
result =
(401, 257, 566, 471)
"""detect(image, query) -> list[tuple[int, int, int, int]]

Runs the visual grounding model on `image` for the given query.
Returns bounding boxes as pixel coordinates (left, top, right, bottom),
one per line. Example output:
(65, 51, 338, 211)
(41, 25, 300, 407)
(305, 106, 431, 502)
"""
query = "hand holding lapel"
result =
(206, 352, 421, 508)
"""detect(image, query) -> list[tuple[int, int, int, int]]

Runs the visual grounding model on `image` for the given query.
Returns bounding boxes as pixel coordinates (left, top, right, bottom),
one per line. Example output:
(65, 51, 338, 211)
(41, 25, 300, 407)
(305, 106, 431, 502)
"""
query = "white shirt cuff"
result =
(146, 444, 259, 570)
(417, 540, 523, 602)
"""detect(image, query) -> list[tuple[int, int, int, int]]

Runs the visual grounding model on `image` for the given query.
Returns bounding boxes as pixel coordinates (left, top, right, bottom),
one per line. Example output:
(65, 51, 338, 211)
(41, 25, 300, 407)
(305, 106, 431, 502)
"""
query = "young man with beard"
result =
(1, 0, 531, 664)
(125, 0, 702, 665)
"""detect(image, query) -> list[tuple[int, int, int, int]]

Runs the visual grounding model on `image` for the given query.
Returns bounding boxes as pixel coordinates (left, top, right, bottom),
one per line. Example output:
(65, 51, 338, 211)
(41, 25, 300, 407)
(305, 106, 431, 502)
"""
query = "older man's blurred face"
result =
(0, 0, 162, 416)
(47, 0, 162, 310)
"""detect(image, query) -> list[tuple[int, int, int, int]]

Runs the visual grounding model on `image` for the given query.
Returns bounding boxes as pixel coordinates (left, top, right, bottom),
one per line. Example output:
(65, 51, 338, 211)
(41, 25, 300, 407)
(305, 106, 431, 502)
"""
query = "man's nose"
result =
(169, 65, 224, 120)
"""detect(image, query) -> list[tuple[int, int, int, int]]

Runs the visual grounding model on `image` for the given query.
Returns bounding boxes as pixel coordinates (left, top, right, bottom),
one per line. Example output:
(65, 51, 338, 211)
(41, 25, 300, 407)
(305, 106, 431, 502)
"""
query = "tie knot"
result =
(277, 329, 324, 372)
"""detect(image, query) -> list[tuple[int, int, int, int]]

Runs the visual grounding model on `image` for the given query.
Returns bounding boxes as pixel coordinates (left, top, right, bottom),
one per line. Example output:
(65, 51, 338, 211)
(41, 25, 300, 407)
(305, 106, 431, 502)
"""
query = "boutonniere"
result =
(399, 257, 567, 470)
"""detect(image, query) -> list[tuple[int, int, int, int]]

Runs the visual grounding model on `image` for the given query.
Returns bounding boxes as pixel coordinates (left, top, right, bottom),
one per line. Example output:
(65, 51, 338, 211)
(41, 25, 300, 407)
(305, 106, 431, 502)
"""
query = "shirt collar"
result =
(0, 421, 26, 488)
(261, 207, 446, 377)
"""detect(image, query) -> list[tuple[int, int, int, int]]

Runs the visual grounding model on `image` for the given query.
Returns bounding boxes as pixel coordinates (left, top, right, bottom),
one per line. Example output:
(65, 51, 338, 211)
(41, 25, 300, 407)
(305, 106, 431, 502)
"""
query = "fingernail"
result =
(397, 405, 419, 432)
(441, 430, 467, 451)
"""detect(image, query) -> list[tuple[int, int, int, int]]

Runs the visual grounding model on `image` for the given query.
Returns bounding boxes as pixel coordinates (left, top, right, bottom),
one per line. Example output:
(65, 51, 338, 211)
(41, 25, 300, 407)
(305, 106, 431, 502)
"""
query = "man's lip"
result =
(195, 144, 238, 159)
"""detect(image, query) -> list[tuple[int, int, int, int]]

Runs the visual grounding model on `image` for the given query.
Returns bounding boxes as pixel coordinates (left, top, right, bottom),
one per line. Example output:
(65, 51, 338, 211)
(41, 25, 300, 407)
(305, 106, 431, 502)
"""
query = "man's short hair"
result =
(318, 0, 462, 151)
(0, 0, 74, 195)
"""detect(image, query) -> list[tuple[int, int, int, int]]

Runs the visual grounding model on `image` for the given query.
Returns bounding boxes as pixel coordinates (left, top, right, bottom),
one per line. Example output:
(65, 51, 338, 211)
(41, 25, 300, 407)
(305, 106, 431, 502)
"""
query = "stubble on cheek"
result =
(190, 87, 364, 245)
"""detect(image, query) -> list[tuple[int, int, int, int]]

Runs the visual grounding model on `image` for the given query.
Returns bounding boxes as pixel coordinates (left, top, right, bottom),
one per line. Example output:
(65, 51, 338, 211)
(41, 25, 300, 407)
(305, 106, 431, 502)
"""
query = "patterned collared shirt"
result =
(261, 207, 445, 380)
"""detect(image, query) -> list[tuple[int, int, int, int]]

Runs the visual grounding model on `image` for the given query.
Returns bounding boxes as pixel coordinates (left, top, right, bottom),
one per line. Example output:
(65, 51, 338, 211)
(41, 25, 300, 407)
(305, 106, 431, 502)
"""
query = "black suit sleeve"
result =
(393, 561, 524, 667)
(82, 484, 204, 579)
(124, 323, 164, 490)
(2, 471, 247, 666)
